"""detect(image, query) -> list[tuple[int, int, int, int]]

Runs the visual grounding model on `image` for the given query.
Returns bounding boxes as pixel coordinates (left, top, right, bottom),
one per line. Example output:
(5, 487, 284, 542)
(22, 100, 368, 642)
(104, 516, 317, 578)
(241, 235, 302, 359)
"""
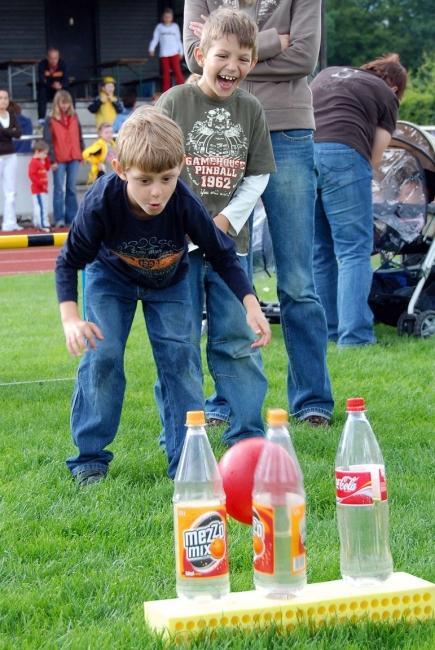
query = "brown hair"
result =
(51, 90, 75, 119)
(33, 139, 49, 152)
(116, 105, 184, 172)
(360, 53, 408, 100)
(200, 7, 258, 59)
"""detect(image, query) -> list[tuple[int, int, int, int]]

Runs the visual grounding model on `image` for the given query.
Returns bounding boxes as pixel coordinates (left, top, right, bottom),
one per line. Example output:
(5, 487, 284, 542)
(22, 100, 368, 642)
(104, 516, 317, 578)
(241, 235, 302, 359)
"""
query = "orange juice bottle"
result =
(253, 408, 306, 597)
(173, 410, 229, 599)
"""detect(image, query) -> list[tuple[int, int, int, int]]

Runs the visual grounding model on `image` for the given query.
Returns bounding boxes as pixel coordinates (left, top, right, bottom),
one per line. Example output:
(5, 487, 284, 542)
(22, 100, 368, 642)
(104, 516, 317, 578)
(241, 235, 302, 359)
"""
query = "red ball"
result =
(218, 437, 267, 525)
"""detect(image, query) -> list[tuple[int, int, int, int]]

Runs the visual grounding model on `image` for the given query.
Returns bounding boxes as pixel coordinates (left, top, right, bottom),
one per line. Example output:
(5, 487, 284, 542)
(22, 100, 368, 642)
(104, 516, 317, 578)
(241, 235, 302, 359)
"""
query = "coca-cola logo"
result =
(336, 475, 358, 492)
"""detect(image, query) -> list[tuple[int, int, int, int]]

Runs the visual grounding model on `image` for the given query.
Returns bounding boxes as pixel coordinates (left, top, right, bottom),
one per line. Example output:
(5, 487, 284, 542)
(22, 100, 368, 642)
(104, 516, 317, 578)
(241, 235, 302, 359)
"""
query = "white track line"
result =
(0, 377, 75, 387)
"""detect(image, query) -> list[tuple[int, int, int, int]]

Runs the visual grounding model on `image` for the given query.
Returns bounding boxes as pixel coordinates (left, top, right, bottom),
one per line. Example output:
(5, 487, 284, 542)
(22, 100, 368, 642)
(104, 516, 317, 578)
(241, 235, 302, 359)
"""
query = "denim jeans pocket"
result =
(319, 153, 355, 173)
(281, 129, 313, 142)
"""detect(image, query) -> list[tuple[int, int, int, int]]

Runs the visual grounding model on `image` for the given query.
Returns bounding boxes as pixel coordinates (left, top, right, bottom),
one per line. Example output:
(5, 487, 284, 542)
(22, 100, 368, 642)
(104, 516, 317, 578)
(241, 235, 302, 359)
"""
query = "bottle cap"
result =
(346, 397, 366, 411)
(185, 410, 206, 426)
(266, 408, 288, 426)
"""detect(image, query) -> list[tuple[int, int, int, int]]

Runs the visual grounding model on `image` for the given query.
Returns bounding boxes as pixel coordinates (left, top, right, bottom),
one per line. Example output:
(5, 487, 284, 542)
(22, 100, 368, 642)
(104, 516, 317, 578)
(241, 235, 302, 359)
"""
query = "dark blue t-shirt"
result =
(55, 173, 253, 304)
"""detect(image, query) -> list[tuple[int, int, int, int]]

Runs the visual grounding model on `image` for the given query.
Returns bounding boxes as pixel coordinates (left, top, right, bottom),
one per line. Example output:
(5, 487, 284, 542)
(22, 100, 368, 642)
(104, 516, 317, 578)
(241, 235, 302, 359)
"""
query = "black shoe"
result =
(74, 468, 106, 487)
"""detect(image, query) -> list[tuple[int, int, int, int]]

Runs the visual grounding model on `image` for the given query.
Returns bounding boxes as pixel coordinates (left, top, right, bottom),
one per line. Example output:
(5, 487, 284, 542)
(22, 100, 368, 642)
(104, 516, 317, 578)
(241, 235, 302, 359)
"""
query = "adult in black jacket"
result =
(37, 48, 69, 122)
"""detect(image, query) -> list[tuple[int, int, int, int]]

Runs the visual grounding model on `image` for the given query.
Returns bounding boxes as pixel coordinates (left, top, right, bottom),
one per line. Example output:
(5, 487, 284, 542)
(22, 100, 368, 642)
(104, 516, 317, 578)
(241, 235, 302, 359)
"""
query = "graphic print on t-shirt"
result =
(110, 236, 184, 283)
(185, 107, 248, 202)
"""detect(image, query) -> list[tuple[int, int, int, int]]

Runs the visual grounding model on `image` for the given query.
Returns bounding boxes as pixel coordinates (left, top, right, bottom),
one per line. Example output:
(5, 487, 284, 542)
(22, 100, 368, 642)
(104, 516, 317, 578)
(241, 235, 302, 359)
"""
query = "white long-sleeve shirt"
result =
(149, 22, 183, 58)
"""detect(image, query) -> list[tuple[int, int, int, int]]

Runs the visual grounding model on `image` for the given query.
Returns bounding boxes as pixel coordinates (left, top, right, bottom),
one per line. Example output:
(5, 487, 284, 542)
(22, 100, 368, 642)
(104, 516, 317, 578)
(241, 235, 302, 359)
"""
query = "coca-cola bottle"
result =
(335, 398, 393, 585)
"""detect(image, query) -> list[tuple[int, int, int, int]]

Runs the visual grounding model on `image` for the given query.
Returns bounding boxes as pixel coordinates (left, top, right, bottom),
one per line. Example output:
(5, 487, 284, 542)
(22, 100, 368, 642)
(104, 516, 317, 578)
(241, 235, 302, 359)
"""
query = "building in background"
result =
(0, 0, 185, 100)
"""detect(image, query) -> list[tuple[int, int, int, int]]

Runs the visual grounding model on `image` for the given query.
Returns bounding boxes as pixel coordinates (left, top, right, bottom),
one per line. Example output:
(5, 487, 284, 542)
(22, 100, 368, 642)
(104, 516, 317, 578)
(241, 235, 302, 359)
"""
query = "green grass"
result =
(0, 272, 434, 649)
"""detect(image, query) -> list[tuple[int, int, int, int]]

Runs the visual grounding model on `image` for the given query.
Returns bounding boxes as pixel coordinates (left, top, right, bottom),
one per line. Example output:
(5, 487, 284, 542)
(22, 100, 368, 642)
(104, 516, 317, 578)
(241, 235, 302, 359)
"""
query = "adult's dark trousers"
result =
(37, 86, 57, 120)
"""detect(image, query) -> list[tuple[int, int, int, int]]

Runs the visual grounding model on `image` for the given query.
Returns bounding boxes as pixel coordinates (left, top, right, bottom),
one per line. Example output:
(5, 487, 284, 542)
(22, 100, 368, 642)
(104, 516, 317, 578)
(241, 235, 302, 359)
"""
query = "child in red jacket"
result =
(28, 140, 51, 230)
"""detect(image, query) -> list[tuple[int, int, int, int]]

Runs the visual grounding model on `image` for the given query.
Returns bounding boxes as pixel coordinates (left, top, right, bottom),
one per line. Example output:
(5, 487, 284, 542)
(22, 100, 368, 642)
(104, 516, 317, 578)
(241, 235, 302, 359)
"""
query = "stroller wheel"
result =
(397, 311, 418, 336)
(413, 310, 435, 338)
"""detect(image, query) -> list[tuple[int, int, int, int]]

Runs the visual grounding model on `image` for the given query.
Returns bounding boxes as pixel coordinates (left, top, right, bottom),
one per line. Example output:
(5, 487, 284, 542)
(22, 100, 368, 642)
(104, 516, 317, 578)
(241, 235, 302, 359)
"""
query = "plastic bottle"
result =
(253, 408, 306, 597)
(335, 397, 393, 585)
(173, 410, 230, 599)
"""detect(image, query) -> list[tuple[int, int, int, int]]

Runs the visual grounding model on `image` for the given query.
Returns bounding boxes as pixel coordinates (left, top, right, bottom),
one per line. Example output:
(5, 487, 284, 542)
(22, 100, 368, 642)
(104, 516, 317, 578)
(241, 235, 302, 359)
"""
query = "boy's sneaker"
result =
(74, 468, 106, 487)
(300, 415, 331, 427)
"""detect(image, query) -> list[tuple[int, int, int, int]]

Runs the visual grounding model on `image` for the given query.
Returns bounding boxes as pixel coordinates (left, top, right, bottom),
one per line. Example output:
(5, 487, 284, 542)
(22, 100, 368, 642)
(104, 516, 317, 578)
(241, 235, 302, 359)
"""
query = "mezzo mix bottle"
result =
(253, 409, 306, 597)
(173, 411, 229, 599)
(335, 397, 393, 585)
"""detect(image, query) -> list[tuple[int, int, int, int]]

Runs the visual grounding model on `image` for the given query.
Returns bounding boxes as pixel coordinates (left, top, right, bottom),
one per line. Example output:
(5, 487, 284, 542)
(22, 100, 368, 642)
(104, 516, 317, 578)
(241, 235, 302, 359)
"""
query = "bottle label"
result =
(252, 501, 306, 575)
(336, 467, 388, 505)
(174, 505, 228, 579)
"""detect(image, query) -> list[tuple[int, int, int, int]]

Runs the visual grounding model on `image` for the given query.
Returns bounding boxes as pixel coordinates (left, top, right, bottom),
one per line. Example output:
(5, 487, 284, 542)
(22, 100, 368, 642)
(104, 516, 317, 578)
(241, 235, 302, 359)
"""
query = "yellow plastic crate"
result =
(144, 572, 434, 637)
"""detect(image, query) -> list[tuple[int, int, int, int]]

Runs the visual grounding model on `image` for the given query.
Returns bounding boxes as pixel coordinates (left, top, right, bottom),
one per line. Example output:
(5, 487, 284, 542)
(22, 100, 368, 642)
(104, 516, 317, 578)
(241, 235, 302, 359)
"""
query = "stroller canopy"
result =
(373, 121, 435, 250)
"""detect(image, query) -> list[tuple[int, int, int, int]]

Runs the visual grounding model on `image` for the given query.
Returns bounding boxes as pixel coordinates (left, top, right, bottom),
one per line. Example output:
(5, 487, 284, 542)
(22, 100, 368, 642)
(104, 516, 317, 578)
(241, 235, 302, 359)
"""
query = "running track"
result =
(0, 228, 65, 276)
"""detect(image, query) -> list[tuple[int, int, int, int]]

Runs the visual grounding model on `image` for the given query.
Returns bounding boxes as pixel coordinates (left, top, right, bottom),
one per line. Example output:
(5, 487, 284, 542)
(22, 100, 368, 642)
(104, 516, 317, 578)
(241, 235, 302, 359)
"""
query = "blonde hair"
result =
(116, 106, 184, 172)
(97, 122, 112, 134)
(200, 7, 258, 59)
(51, 90, 75, 119)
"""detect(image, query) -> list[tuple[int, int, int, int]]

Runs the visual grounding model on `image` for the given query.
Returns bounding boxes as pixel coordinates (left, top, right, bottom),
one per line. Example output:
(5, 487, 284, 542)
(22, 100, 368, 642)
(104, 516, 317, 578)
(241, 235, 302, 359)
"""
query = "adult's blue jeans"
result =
(53, 160, 80, 225)
(67, 260, 204, 480)
(262, 129, 334, 420)
(313, 143, 375, 347)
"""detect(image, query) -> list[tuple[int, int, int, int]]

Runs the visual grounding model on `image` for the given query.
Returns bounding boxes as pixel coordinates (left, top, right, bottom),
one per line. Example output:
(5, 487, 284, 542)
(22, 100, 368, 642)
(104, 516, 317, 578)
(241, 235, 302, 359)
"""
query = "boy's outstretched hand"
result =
(243, 294, 272, 348)
(60, 301, 104, 356)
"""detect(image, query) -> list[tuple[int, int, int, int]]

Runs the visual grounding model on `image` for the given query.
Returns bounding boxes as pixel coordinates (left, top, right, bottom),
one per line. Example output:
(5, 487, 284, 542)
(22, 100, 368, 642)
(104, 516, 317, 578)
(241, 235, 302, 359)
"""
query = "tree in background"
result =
(325, 1, 435, 124)
(326, 0, 435, 71)
(399, 52, 435, 124)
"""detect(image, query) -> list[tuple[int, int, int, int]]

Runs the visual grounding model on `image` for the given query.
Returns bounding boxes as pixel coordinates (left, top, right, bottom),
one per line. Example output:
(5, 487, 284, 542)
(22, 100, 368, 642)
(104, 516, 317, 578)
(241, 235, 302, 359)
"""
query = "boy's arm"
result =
(60, 300, 104, 356)
(185, 200, 271, 347)
(215, 174, 269, 234)
(28, 159, 38, 183)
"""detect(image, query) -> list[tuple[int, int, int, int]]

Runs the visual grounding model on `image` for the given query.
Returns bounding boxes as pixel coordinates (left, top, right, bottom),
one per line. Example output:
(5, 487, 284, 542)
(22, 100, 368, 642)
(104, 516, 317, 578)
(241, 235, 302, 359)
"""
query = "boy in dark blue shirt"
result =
(55, 106, 270, 486)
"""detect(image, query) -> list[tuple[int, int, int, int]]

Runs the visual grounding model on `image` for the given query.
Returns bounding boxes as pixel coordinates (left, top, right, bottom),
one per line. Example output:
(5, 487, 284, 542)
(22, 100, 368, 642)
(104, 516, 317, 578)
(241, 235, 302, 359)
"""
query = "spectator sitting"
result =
(112, 94, 136, 133)
(9, 101, 32, 154)
(82, 123, 116, 183)
(37, 47, 69, 123)
(28, 139, 51, 231)
(88, 76, 123, 128)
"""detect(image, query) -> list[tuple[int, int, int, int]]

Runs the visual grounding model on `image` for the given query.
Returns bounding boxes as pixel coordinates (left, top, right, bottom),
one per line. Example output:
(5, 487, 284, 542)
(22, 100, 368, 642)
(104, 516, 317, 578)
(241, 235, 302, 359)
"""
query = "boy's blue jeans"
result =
(67, 260, 204, 480)
(313, 143, 375, 347)
(188, 250, 266, 443)
(262, 129, 334, 420)
(155, 250, 266, 444)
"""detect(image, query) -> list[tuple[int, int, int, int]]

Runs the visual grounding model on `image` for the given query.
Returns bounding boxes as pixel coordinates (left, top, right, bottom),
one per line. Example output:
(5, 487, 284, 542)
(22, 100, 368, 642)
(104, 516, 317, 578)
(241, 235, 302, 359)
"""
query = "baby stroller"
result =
(369, 121, 435, 338)
(259, 121, 435, 338)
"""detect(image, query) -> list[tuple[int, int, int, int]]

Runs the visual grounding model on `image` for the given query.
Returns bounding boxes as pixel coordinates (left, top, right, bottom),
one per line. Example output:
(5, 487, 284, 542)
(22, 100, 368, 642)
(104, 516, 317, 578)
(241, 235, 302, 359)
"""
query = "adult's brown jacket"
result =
(183, 0, 321, 131)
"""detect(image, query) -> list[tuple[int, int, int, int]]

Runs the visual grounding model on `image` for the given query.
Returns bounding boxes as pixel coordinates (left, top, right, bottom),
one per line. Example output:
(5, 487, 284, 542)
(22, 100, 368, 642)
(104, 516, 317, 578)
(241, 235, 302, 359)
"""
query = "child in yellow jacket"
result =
(87, 76, 123, 128)
(82, 123, 116, 184)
